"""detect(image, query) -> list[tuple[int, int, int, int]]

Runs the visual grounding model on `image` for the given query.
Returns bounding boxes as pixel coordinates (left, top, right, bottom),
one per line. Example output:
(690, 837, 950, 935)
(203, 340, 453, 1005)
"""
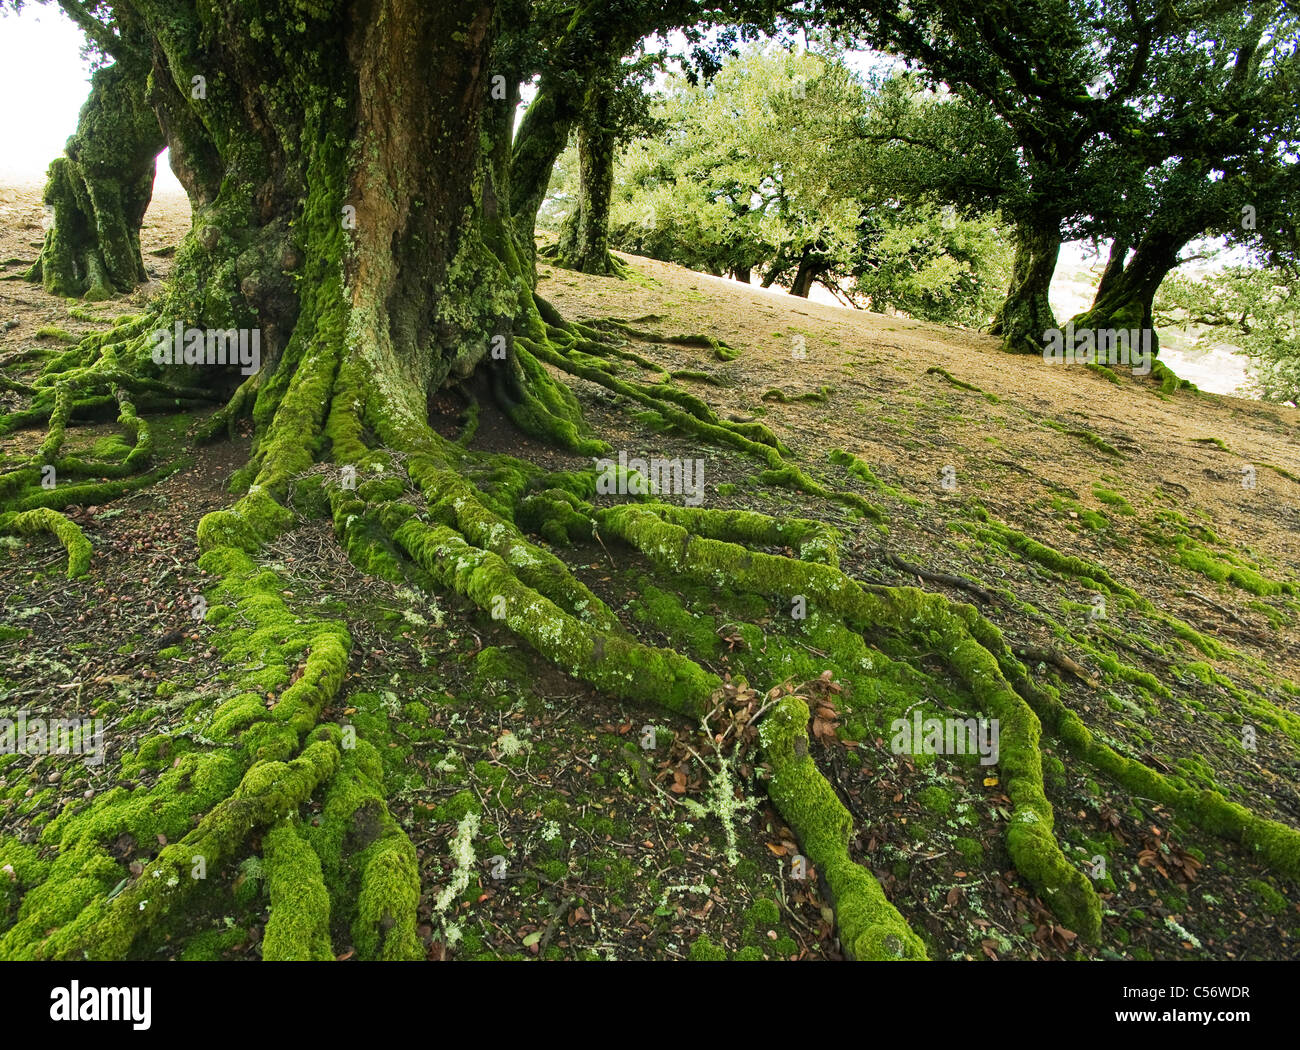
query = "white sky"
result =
(0, 3, 182, 191)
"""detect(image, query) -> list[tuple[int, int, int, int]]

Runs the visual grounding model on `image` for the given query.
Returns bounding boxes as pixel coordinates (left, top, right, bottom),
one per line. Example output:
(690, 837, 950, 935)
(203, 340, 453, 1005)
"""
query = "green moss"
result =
(925, 366, 999, 402)
(396, 517, 718, 718)
(1092, 486, 1135, 515)
(745, 897, 780, 928)
(1246, 879, 1288, 916)
(178, 926, 247, 961)
(33, 326, 80, 343)
(0, 508, 92, 577)
(917, 786, 953, 815)
(688, 934, 727, 960)
(261, 821, 333, 960)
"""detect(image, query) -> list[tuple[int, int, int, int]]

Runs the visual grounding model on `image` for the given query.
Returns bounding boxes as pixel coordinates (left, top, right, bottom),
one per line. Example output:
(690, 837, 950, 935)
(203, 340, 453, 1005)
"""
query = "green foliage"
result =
(853, 200, 1012, 326)
(600, 45, 1012, 323)
(606, 46, 864, 289)
(1156, 266, 1300, 405)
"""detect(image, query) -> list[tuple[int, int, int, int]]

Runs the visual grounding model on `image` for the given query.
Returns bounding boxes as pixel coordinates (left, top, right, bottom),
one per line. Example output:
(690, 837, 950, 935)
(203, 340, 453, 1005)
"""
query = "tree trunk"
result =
(760, 260, 788, 288)
(510, 76, 580, 268)
(556, 70, 621, 277)
(989, 222, 1062, 353)
(790, 250, 818, 298)
(26, 53, 164, 300)
(1093, 238, 1130, 306)
(1069, 228, 1190, 354)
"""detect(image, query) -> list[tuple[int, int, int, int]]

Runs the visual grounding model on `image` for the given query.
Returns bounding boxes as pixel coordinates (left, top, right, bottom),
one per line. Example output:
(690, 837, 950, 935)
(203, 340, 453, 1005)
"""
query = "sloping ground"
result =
(1, 188, 1297, 961)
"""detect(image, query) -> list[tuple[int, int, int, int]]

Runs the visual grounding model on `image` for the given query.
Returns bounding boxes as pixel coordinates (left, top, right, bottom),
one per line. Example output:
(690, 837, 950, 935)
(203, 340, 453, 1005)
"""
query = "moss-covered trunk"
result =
(556, 71, 621, 277)
(1068, 228, 1186, 348)
(510, 76, 581, 269)
(989, 222, 1062, 353)
(26, 48, 164, 300)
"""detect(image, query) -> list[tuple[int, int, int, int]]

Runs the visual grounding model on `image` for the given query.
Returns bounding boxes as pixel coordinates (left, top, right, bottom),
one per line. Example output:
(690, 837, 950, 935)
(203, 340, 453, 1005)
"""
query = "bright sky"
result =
(0, 3, 182, 191)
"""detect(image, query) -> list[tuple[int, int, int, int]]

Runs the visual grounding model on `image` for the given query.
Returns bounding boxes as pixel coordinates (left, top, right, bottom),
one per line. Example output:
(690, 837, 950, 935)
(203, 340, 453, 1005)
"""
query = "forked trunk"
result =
(1069, 227, 1188, 353)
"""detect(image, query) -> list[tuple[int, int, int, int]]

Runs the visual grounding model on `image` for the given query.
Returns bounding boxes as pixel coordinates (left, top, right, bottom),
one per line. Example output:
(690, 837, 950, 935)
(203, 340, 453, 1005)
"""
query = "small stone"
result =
(48, 771, 61, 783)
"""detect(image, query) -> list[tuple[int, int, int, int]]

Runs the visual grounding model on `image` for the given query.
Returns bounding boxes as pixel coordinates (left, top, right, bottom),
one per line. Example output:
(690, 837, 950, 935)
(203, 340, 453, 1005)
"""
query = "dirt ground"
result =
(2, 185, 1297, 962)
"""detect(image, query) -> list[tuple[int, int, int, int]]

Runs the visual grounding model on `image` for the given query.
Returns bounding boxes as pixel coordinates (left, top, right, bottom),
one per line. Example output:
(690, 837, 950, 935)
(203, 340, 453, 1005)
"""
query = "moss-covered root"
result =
(36, 740, 340, 960)
(591, 318, 740, 361)
(981, 637, 1300, 883)
(409, 462, 624, 632)
(597, 503, 1102, 938)
(262, 821, 335, 961)
(760, 696, 926, 960)
(0, 508, 92, 578)
(354, 833, 422, 961)
(636, 503, 841, 567)
(307, 739, 422, 961)
(393, 519, 721, 717)
(523, 331, 884, 522)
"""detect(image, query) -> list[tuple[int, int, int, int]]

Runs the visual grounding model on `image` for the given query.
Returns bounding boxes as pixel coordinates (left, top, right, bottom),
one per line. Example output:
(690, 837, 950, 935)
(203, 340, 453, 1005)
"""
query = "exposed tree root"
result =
(5, 294, 1298, 965)
(0, 507, 92, 578)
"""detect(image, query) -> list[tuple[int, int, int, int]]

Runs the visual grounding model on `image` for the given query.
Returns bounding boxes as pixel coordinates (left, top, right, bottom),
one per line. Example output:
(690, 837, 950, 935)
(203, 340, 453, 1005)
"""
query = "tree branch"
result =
(56, 0, 125, 61)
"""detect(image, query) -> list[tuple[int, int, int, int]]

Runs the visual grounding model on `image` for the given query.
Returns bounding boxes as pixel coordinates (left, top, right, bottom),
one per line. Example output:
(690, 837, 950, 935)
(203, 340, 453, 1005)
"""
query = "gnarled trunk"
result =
(556, 69, 621, 276)
(989, 222, 1061, 353)
(26, 52, 164, 300)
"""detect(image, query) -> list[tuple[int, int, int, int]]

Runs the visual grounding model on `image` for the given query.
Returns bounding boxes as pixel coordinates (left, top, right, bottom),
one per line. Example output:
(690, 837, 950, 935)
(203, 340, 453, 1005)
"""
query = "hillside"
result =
(2, 184, 1298, 962)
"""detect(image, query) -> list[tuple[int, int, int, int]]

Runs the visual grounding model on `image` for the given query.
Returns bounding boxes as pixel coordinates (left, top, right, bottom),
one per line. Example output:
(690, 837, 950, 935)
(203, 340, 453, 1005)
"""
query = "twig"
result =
(883, 552, 997, 605)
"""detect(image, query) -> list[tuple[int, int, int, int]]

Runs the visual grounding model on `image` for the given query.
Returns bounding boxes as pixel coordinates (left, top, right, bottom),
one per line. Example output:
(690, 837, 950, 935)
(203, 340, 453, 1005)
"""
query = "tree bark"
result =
(556, 68, 622, 276)
(1093, 238, 1130, 306)
(790, 250, 819, 298)
(510, 75, 582, 268)
(26, 52, 164, 300)
(989, 222, 1062, 353)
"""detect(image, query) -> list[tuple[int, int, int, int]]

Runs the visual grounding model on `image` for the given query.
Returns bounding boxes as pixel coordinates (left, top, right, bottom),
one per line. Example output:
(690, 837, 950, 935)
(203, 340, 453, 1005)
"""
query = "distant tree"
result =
(1067, 3, 1300, 340)
(17, 1, 164, 298)
(511, 0, 797, 271)
(610, 47, 868, 295)
(853, 201, 1013, 326)
(551, 50, 659, 275)
(822, 0, 1300, 356)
